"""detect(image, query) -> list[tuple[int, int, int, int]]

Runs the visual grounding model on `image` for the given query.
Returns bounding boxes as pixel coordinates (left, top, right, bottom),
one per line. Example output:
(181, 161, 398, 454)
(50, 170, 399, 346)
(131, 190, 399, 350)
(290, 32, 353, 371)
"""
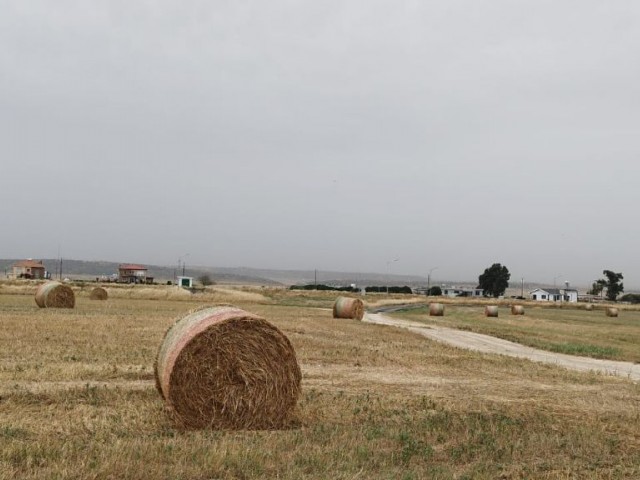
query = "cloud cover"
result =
(1, 1, 639, 286)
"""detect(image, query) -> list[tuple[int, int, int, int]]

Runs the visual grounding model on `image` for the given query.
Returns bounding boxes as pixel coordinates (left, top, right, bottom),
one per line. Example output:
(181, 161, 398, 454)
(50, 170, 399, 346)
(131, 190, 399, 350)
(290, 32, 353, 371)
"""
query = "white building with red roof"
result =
(11, 259, 47, 279)
(118, 264, 153, 284)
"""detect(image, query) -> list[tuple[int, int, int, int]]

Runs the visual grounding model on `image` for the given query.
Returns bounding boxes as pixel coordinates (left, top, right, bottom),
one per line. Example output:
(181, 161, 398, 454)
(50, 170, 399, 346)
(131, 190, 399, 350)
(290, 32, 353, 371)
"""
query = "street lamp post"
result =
(386, 258, 399, 294)
(552, 274, 563, 302)
(427, 267, 438, 295)
(178, 253, 190, 279)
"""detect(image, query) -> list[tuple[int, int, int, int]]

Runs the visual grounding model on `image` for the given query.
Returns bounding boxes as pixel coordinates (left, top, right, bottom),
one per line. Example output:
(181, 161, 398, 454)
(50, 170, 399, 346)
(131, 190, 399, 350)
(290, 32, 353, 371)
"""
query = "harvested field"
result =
(0, 291, 639, 479)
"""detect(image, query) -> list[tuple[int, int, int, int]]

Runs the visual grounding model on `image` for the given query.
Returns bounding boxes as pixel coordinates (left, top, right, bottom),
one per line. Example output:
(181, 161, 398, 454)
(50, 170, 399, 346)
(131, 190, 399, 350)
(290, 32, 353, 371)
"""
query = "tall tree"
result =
(599, 270, 624, 301)
(477, 263, 511, 298)
(587, 279, 606, 297)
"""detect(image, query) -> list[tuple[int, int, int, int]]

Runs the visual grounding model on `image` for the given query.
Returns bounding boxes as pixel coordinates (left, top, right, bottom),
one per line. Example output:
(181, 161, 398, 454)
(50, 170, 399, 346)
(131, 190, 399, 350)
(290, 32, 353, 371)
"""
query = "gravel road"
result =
(364, 312, 640, 382)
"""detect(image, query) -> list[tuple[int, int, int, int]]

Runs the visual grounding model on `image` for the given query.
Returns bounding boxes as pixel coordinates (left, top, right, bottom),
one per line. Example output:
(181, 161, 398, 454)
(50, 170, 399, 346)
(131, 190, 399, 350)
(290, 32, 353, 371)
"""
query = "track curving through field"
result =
(364, 312, 640, 382)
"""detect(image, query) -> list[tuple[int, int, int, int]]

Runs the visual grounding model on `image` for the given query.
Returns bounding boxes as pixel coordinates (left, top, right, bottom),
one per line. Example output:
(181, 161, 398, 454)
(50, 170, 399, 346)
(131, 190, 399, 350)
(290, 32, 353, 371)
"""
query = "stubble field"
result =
(0, 286, 639, 479)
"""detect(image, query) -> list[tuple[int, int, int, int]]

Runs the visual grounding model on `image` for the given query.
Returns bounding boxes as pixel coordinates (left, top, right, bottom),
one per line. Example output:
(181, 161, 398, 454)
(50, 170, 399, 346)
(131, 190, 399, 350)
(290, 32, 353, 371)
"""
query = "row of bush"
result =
(364, 286, 413, 294)
(289, 284, 359, 292)
(620, 293, 640, 304)
(289, 284, 415, 294)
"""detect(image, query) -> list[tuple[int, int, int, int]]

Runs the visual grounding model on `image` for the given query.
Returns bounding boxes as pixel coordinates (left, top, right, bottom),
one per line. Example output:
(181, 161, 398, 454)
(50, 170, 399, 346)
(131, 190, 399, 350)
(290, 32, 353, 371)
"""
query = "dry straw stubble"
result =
(332, 296, 365, 320)
(34, 281, 75, 308)
(155, 305, 301, 430)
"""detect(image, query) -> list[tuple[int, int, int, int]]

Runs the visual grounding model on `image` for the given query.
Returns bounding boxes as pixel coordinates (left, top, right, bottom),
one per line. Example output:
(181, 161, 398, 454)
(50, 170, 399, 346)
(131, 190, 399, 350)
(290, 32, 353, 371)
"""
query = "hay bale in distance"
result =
(485, 305, 499, 317)
(605, 307, 619, 317)
(584, 304, 594, 311)
(429, 303, 444, 316)
(332, 296, 364, 320)
(511, 305, 525, 315)
(35, 281, 75, 308)
(155, 306, 301, 430)
(89, 287, 108, 300)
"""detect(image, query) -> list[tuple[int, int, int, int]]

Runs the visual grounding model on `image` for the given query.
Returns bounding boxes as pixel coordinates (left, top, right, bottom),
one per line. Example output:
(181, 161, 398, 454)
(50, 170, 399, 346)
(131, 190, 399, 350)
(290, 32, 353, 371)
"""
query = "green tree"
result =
(599, 270, 624, 301)
(198, 274, 215, 286)
(477, 263, 511, 298)
(587, 279, 606, 297)
(427, 286, 442, 296)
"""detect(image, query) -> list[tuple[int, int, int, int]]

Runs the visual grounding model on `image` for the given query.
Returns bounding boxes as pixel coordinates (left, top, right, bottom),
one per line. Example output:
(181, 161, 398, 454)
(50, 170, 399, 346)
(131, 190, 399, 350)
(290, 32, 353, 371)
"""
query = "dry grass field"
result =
(395, 303, 640, 362)
(1, 287, 639, 479)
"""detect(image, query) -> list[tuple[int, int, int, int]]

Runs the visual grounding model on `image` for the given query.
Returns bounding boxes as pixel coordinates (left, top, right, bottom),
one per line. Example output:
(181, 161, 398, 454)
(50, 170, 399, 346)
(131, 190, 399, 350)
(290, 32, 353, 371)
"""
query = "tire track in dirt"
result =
(364, 313, 640, 382)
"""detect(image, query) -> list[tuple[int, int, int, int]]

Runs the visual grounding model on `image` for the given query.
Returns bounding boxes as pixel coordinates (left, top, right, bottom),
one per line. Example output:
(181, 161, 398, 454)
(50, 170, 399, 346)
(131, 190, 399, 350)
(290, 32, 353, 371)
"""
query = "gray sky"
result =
(2, 1, 639, 287)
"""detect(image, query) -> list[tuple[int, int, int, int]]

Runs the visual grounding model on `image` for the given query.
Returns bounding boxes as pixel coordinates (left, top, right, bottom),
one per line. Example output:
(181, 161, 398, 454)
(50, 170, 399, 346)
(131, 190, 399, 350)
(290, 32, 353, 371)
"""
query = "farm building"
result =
(442, 286, 484, 298)
(11, 259, 47, 279)
(177, 276, 194, 288)
(530, 288, 578, 303)
(118, 264, 154, 284)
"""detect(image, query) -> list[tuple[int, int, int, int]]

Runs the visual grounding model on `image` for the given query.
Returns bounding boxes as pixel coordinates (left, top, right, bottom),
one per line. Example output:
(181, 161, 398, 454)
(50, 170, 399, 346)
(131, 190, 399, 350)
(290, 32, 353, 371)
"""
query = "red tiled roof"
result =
(12, 260, 45, 268)
(118, 264, 147, 271)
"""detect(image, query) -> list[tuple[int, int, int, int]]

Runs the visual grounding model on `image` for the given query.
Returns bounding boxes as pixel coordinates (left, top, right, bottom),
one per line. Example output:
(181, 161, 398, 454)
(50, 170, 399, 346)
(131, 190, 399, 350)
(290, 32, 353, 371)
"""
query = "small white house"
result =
(442, 286, 484, 298)
(530, 288, 578, 303)
(177, 276, 194, 288)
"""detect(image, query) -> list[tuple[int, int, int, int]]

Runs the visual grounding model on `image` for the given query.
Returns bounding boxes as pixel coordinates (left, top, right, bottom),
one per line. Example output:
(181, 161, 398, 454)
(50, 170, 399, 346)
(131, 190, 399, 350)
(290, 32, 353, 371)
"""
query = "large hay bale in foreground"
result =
(35, 282, 75, 308)
(89, 287, 108, 300)
(605, 307, 619, 317)
(511, 305, 525, 315)
(485, 305, 499, 317)
(429, 303, 444, 316)
(155, 306, 301, 430)
(332, 297, 364, 320)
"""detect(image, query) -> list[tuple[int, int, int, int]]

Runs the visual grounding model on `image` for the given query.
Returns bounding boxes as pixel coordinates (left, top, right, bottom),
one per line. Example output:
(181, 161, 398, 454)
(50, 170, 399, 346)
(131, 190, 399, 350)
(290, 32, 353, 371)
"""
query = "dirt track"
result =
(364, 313, 640, 382)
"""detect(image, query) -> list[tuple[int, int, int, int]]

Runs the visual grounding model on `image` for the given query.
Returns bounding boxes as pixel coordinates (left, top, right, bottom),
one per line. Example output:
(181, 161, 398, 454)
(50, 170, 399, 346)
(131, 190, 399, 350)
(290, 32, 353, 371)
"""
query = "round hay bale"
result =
(332, 296, 364, 320)
(485, 305, 499, 317)
(511, 305, 525, 315)
(89, 287, 108, 300)
(584, 304, 594, 311)
(605, 307, 619, 317)
(35, 282, 75, 308)
(155, 306, 301, 430)
(429, 303, 444, 316)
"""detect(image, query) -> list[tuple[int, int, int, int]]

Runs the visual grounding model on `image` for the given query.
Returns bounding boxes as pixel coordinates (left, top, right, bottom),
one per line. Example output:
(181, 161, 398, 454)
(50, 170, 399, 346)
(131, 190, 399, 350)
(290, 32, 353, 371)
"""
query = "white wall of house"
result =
(443, 287, 483, 298)
(564, 290, 578, 302)
(531, 288, 578, 302)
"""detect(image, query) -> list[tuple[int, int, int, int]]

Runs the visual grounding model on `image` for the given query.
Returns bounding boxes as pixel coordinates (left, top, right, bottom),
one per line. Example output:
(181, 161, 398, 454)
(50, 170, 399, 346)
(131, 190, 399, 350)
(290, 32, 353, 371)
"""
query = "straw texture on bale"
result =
(89, 287, 108, 300)
(485, 305, 499, 317)
(332, 297, 365, 320)
(429, 303, 444, 316)
(605, 307, 619, 317)
(155, 306, 301, 430)
(511, 305, 525, 315)
(35, 282, 75, 308)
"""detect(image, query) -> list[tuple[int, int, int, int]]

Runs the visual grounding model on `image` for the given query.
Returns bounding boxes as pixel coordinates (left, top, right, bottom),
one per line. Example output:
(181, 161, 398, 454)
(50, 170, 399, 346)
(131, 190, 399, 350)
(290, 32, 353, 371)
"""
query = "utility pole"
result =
(427, 267, 438, 294)
(386, 258, 399, 294)
(521, 278, 524, 298)
(314, 269, 317, 287)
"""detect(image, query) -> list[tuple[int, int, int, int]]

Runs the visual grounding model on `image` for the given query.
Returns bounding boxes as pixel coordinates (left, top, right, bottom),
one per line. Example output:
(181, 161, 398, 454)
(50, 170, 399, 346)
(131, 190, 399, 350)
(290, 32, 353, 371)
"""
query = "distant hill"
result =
(0, 259, 438, 287)
(0, 258, 576, 292)
(0, 259, 280, 285)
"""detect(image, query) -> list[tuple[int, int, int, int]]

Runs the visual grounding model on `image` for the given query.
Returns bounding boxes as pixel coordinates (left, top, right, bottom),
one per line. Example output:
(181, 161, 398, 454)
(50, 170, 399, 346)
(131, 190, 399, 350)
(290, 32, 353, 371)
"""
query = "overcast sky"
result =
(1, 1, 639, 287)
